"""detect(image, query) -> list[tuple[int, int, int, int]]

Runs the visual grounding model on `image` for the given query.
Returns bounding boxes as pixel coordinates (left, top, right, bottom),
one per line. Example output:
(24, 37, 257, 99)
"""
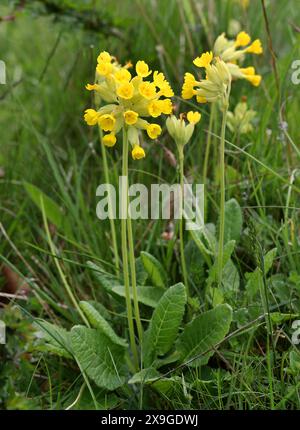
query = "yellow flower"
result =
(97, 51, 112, 63)
(196, 95, 207, 103)
(182, 73, 197, 99)
(147, 124, 162, 139)
(114, 68, 132, 83)
(187, 111, 201, 124)
(245, 74, 262, 86)
(124, 110, 139, 125)
(246, 39, 263, 54)
(132, 144, 145, 160)
(148, 100, 162, 117)
(117, 82, 134, 99)
(136, 60, 152, 77)
(239, 66, 255, 75)
(193, 51, 213, 68)
(160, 99, 173, 115)
(84, 109, 99, 126)
(235, 31, 251, 47)
(139, 81, 156, 99)
(153, 71, 165, 87)
(98, 114, 116, 131)
(159, 81, 174, 97)
(85, 83, 101, 91)
(96, 61, 113, 76)
(103, 133, 117, 147)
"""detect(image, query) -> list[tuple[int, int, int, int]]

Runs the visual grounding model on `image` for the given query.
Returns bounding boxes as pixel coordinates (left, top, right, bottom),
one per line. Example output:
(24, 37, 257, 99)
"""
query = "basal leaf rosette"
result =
(84, 51, 174, 160)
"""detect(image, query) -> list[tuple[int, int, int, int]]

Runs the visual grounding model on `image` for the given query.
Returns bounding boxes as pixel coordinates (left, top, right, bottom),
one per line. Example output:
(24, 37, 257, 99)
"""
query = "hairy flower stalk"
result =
(121, 128, 139, 368)
(99, 128, 120, 277)
(84, 51, 174, 360)
(166, 112, 201, 294)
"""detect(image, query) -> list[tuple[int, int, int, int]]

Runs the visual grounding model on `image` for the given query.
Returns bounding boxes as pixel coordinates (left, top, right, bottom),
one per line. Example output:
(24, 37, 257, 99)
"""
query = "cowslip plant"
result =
(84, 51, 174, 368)
(166, 112, 201, 293)
(182, 52, 232, 287)
(182, 30, 262, 287)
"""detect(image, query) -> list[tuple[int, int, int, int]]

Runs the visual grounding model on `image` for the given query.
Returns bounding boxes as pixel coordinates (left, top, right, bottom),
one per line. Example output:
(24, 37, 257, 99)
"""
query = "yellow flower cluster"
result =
(182, 31, 263, 105)
(182, 52, 231, 106)
(84, 51, 174, 159)
(213, 31, 263, 86)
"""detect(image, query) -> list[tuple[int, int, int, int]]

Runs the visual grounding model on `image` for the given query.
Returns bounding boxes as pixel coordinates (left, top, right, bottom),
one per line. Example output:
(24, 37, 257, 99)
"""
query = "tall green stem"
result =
(178, 146, 189, 292)
(127, 213, 143, 343)
(217, 87, 230, 287)
(203, 103, 216, 185)
(99, 128, 120, 277)
(121, 128, 139, 368)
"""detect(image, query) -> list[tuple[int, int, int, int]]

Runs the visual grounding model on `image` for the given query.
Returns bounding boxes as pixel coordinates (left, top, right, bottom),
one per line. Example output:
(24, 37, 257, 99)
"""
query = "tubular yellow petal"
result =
(102, 133, 117, 147)
(84, 109, 99, 126)
(117, 82, 134, 99)
(136, 60, 152, 77)
(124, 110, 139, 125)
(193, 51, 213, 68)
(235, 31, 251, 47)
(187, 111, 201, 124)
(98, 114, 116, 131)
(132, 144, 145, 160)
(146, 124, 162, 139)
(246, 39, 263, 54)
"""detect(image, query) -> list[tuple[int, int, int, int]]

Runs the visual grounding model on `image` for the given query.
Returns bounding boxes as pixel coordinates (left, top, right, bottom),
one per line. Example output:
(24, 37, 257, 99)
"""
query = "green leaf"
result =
(222, 259, 240, 294)
(289, 350, 300, 373)
(88, 261, 163, 307)
(136, 256, 148, 286)
(71, 326, 126, 391)
(184, 240, 205, 286)
(270, 312, 298, 324)
(35, 320, 72, 359)
(176, 304, 232, 366)
(245, 268, 263, 299)
(79, 301, 127, 347)
(87, 261, 120, 293)
(143, 283, 187, 367)
(223, 198, 243, 244)
(112, 285, 164, 308)
(128, 368, 160, 384)
(129, 370, 185, 398)
(24, 182, 71, 235)
(140, 251, 167, 288)
(207, 240, 236, 288)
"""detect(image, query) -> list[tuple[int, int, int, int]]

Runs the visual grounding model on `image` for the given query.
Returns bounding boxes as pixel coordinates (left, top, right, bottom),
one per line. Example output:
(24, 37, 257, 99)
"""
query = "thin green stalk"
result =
(121, 128, 139, 369)
(99, 128, 120, 277)
(178, 146, 189, 292)
(203, 103, 216, 184)
(127, 214, 143, 343)
(217, 88, 230, 287)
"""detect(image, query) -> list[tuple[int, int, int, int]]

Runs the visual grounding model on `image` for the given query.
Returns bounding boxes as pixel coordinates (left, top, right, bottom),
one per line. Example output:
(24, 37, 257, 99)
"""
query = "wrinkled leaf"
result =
(71, 326, 126, 391)
(177, 304, 232, 366)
